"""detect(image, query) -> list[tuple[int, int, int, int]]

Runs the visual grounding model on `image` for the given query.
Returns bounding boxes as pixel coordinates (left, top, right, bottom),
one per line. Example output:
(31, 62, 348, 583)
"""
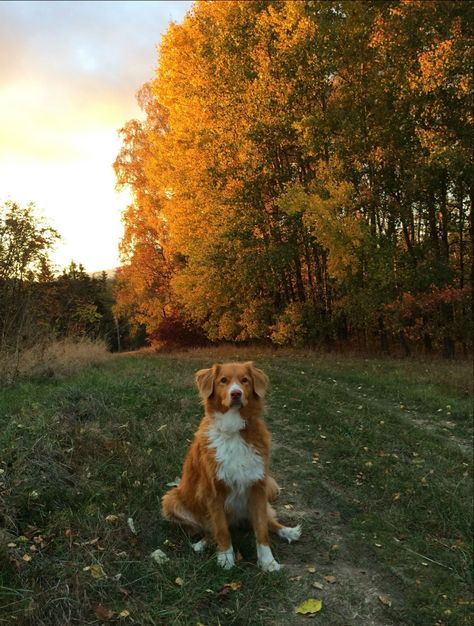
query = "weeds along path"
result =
(0, 351, 472, 626)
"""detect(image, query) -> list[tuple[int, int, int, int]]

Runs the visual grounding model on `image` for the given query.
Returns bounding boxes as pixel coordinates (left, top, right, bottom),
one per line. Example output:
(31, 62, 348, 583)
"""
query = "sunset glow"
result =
(0, 0, 191, 272)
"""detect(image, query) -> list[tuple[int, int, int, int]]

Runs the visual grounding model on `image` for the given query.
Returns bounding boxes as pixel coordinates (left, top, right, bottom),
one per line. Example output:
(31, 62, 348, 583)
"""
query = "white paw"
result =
(191, 538, 207, 553)
(278, 524, 302, 544)
(259, 558, 282, 572)
(257, 544, 282, 572)
(217, 547, 235, 569)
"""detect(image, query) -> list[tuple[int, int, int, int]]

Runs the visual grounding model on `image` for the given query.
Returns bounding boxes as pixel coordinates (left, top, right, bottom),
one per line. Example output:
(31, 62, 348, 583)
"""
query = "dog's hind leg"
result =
(266, 476, 281, 502)
(267, 504, 302, 544)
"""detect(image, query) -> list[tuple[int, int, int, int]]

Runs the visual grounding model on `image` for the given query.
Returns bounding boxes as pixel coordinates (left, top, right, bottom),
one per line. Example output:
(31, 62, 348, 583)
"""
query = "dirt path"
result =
(268, 442, 404, 625)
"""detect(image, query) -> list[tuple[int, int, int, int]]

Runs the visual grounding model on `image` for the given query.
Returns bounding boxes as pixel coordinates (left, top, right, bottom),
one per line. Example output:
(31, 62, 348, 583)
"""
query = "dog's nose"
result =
(231, 389, 242, 399)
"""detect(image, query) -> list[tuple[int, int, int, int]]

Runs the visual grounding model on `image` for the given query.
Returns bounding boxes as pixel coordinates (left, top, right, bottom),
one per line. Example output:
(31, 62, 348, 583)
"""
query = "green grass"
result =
(0, 349, 472, 625)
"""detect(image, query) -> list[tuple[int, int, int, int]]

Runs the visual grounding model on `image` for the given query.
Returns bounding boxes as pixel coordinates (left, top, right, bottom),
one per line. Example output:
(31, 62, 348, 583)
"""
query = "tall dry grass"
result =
(0, 337, 111, 384)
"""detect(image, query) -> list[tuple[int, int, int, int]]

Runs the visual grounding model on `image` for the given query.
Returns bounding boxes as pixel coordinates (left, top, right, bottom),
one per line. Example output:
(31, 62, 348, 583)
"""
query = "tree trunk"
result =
(469, 180, 474, 293)
(427, 192, 440, 258)
(378, 315, 389, 354)
(458, 182, 464, 288)
(439, 171, 449, 261)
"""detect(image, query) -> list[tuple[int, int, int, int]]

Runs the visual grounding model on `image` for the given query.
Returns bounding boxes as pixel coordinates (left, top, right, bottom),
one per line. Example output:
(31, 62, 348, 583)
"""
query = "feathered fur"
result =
(161, 362, 301, 571)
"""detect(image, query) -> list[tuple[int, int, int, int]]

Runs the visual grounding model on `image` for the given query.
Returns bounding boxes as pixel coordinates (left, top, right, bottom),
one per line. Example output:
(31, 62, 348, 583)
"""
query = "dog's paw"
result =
(217, 547, 235, 569)
(191, 538, 207, 553)
(257, 544, 282, 573)
(278, 524, 302, 544)
(259, 558, 282, 572)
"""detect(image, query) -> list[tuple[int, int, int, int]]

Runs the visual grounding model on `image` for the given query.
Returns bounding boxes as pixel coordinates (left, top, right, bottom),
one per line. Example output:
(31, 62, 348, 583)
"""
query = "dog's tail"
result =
(266, 476, 281, 502)
(161, 488, 202, 531)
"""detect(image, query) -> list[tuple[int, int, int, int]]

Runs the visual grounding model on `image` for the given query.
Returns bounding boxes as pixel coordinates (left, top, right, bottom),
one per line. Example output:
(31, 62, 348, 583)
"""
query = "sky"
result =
(0, 0, 192, 273)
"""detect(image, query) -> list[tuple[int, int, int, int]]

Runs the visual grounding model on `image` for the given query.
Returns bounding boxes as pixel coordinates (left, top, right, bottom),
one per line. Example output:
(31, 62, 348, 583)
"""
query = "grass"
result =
(0, 347, 472, 625)
(0, 337, 111, 384)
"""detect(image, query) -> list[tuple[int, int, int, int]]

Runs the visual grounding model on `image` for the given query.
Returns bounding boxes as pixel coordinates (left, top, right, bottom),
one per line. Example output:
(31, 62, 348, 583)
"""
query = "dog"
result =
(161, 361, 301, 571)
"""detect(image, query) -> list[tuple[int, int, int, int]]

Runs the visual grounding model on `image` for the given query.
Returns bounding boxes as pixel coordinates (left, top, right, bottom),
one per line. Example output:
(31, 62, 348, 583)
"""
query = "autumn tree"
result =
(115, 0, 473, 355)
(0, 201, 60, 372)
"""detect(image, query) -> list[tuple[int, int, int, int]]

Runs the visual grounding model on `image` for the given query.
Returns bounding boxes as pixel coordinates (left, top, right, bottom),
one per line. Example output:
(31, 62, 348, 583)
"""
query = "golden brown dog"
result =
(161, 361, 301, 571)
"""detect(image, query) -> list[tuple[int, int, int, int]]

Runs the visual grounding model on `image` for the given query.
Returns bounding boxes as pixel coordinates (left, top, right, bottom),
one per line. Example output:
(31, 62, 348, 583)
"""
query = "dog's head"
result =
(195, 361, 268, 412)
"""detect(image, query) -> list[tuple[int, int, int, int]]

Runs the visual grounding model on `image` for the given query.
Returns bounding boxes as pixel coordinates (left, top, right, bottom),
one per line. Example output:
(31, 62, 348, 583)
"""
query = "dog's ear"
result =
(245, 362, 268, 398)
(195, 364, 219, 399)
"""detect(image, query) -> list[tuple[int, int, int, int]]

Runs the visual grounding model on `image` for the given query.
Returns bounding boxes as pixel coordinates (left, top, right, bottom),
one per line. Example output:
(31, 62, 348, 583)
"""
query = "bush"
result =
(149, 315, 208, 350)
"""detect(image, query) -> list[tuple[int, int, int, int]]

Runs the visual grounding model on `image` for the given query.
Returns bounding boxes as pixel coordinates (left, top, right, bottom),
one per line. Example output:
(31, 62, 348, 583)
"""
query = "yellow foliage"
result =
(278, 160, 365, 278)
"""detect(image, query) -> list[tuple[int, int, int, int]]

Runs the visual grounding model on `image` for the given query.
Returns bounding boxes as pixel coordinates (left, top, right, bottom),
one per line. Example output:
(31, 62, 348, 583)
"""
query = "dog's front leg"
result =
(207, 493, 234, 569)
(249, 481, 282, 572)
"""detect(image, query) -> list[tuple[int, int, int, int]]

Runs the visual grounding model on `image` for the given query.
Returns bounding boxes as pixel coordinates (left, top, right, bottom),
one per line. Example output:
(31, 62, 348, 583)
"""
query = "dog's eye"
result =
(241, 377, 249, 383)
(220, 377, 228, 384)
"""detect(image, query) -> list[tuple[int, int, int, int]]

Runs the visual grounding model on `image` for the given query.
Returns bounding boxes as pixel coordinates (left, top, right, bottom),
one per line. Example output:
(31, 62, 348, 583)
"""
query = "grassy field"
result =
(0, 348, 472, 625)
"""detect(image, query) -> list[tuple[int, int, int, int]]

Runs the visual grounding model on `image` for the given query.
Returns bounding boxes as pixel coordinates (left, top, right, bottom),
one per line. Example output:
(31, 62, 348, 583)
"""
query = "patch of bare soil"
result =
(405, 415, 472, 454)
(270, 456, 403, 625)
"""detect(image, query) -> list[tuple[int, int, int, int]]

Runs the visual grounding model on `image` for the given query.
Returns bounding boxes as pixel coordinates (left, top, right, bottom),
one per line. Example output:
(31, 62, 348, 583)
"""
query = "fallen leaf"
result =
(312, 582, 324, 590)
(127, 518, 137, 534)
(175, 577, 184, 586)
(295, 598, 322, 615)
(163, 539, 175, 547)
(105, 514, 119, 524)
(223, 581, 242, 591)
(150, 549, 169, 564)
(94, 604, 115, 621)
(89, 563, 107, 579)
(284, 504, 294, 510)
(7, 542, 16, 548)
(79, 537, 99, 546)
(289, 575, 302, 582)
(22, 554, 32, 562)
(323, 575, 336, 584)
(307, 566, 316, 573)
(119, 609, 130, 618)
(378, 595, 392, 607)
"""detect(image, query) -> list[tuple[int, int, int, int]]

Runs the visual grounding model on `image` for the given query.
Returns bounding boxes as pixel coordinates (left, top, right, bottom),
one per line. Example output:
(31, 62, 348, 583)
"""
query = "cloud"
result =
(0, 0, 192, 271)
(0, 1, 193, 157)
(0, 1, 191, 97)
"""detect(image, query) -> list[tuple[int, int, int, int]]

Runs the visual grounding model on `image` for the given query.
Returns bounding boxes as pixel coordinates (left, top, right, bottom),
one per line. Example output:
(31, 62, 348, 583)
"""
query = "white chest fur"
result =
(207, 408, 264, 521)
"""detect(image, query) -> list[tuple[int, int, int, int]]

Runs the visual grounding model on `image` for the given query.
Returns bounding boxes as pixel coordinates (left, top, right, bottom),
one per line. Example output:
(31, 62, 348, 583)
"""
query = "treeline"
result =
(0, 201, 142, 381)
(114, 0, 473, 356)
